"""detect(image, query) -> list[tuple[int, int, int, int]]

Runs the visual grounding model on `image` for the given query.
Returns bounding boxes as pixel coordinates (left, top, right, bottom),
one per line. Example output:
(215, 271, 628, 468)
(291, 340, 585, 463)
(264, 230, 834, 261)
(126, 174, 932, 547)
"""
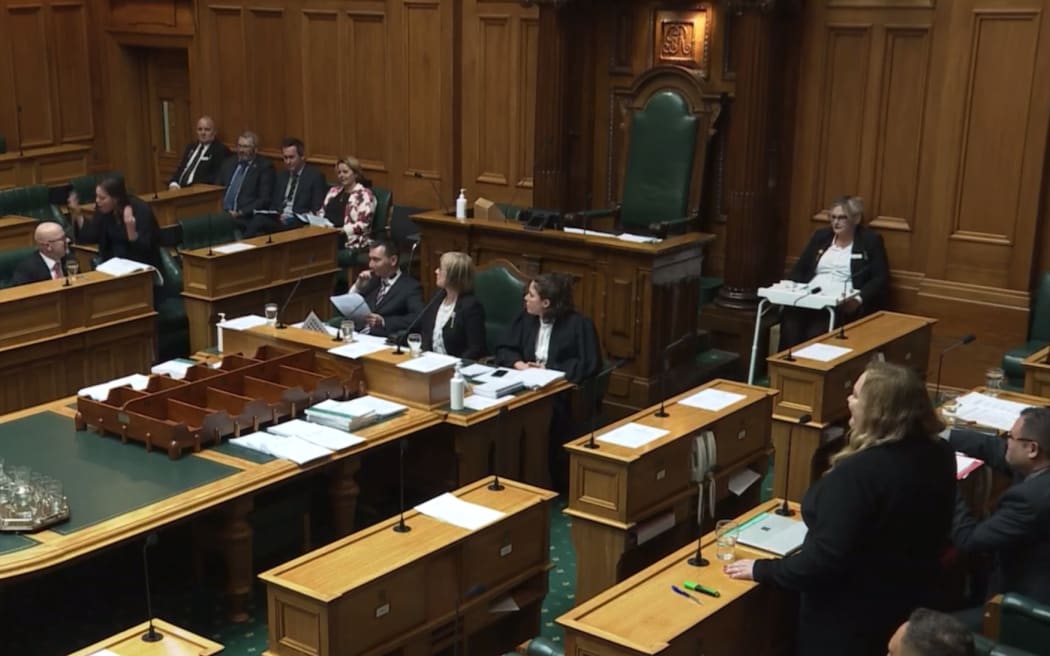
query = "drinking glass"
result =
(938, 390, 960, 427)
(264, 303, 279, 326)
(65, 260, 79, 281)
(985, 367, 1005, 397)
(341, 320, 356, 343)
(716, 519, 738, 562)
(407, 333, 423, 357)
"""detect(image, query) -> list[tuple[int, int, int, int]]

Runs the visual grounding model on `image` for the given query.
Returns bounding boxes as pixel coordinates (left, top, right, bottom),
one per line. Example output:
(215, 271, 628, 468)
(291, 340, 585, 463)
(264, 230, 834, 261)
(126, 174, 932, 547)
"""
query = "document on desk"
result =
(397, 352, 460, 373)
(678, 388, 746, 412)
(463, 394, 514, 411)
(95, 256, 150, 277)
(230, 431, 333, 465)
(212, 241, 257, 254)
(728, 468, 763, 496)
(735, 512, 808, 556)
(517, 368, 566, 388)
(461, 363, 496, 378)
(598, 422, 670, 449)
(219, 314, 270, 331)
(150, 358, 197, 379)
(329, 291, 371, 325)
(792, 343, 853, 362)
(328, 339, 389, 360)
(954, 392, 1030, 432)
(78, 374, 152, 401)
(956, 453, 985, 480)
(415, 492, 506, 530)
(617, 232, 661, 244)
(267, 418, 365, 451)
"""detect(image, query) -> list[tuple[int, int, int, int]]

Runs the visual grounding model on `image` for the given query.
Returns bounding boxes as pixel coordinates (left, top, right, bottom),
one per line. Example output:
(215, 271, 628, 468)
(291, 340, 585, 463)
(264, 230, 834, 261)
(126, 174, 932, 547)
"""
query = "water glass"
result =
(938, 390, 960, 426)
(985, 367, 1005, 396)
(341, 320, 356, 343)
(264, 303, 279, 326)
(716, 519, 738, 562)
(66, 260, 79, 281)
(407, 332, 423, 357)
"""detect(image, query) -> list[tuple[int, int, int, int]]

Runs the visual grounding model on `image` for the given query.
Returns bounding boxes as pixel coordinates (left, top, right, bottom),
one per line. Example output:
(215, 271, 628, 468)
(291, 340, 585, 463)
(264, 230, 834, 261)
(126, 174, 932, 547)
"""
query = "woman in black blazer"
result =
(69, 176, 161, 272)
(780, 195, 890, 349)
(419, 252, 487, 360)
(725, 361, 956, 656)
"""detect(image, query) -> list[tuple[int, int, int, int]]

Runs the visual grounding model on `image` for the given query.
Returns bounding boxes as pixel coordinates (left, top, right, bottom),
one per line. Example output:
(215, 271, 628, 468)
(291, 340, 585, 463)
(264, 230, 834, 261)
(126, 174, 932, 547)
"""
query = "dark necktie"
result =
(223, 161, 248, 211)
(285, 172, 299, 205)
(376, 279, 391, 304)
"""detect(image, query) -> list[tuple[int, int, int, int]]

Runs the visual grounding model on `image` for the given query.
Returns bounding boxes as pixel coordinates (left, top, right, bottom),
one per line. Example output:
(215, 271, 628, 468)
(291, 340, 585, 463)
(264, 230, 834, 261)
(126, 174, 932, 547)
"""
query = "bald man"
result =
(10, 222, 70, 286)
(168, 116, 231, 189)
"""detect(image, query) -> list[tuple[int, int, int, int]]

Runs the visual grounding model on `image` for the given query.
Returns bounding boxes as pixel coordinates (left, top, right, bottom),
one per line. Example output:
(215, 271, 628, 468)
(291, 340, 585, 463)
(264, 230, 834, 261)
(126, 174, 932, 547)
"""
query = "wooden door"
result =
(144, 48, 191, 191)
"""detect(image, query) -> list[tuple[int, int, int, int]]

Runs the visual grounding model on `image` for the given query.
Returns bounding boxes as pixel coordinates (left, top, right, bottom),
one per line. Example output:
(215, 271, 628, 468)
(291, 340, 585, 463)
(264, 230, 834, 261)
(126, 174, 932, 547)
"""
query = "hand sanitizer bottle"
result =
(450, 363, 466, 410)
(455, 188, 468, 219)
(216, 312, 227, 353)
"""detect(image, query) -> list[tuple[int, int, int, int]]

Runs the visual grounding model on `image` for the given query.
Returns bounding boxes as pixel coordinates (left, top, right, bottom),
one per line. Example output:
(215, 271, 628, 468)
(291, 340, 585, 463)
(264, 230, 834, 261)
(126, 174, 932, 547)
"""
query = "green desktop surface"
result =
(0, 533, 37, 555)
(0, 412, 240, 535)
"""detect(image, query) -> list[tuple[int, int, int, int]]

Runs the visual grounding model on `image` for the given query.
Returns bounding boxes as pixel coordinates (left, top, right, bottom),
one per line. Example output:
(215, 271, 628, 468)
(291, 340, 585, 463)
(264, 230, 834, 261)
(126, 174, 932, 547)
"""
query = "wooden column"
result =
(532, 0, 572, 209)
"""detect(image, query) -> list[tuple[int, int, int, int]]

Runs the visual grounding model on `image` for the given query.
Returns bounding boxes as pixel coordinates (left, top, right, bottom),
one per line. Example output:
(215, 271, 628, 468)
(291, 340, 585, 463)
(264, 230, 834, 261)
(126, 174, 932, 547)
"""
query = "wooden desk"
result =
(78, 184, 225, 227)
(411, 210, 715, 410)
(68, 618, 224, 655)
(0, 143, 89, 189)
(181, 226, 340, 353)
(0, 269, 156, 414)
(767, 311, 936, 423)
(558, 500, 797, 656)
(0, 215, 37, 250)
(1021, 346, 1050, 398)
(260, 477, 556, 656)
(564, 379, 778, 603)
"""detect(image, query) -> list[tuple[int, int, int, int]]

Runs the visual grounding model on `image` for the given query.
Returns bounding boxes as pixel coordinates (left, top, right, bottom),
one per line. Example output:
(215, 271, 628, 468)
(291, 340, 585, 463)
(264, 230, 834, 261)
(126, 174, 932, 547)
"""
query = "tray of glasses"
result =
(0, 467, 70, 532)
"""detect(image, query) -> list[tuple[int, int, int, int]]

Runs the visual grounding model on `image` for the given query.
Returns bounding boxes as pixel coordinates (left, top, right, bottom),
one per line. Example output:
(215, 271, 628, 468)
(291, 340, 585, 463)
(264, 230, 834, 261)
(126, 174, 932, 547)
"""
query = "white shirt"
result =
(535, 320, 554, 364)
(40, 252, 61, 279)
(431, 300, 456, 355)
(810, 242, 854, 297)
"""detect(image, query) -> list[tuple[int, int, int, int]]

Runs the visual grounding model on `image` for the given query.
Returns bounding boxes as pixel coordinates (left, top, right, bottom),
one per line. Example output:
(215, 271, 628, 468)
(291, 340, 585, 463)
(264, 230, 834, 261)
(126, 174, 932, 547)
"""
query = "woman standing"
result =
(725, 361, 956, 655)
(319, 155, 377, 250)
(419, 252, 487, 360)
(68, 176, 161, 270)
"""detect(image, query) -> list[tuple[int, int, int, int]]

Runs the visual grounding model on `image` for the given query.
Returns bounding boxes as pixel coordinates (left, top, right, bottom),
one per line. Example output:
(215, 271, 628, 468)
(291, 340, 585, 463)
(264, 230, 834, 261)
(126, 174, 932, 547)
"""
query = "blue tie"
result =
(224, 162, 248, 211)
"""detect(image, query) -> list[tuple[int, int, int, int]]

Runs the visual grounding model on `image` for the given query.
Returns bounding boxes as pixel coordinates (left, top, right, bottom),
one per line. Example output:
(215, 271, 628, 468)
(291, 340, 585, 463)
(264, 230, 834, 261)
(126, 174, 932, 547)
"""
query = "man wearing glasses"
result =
(10, 221, 70, 286)
(217, 130, 274, 231)
(949, 406, 1050, 628)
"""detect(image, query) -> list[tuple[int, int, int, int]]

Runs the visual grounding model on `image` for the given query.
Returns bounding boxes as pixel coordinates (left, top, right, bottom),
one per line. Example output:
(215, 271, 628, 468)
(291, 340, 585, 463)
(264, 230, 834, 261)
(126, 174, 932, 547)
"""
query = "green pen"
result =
(683, 581, 721, 598)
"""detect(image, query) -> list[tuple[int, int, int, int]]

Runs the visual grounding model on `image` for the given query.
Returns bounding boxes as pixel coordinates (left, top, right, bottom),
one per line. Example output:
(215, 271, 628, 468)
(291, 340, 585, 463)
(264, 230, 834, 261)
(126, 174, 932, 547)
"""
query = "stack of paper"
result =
(397, 352, 460, 373)
(219, 315, 270, 331)
(304, 396, 407, 431)
(517, 368, 566, 389)
(150, 358, 197, 380)
(678, 388, 746, 411)
(617, 232, 661, 244)
(95, 257, 149, 277)
(415, 492, 506, 530)
(328, 339, 389, 360)
(229, 431, 332, 465)
(267, 418, 365, 451)
(563, 226, 617, 239)
(461, 363, 496, 378)
(78, 374, 152, 401)
(792, 343, 852, 362)
(597, 422, 669, 449)
(463, 394, 514, 411)
(212, 242, 256, 254)
(954, 392, 1030, 432)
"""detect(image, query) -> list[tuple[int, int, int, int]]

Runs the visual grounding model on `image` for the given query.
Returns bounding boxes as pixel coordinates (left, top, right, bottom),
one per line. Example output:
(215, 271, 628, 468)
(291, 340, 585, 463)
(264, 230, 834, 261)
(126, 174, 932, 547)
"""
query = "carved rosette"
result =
(654, 6, 713, 77)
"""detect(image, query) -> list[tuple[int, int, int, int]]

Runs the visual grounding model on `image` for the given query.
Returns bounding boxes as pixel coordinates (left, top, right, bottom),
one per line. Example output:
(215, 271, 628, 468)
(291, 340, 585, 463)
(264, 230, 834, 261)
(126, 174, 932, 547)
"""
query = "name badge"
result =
(851, 253, 864, 260)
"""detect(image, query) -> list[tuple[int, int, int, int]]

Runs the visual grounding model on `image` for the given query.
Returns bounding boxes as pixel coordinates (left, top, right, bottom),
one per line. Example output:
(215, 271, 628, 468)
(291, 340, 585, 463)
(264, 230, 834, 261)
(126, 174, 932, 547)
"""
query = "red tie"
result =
(52, 262, 62, 280)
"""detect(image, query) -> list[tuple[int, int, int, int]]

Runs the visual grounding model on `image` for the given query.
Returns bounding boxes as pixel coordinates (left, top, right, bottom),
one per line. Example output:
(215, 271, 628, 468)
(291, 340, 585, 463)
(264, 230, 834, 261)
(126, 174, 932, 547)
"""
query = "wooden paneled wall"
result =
(786, 0, 1050, 385)
(0, 0, 96, 151)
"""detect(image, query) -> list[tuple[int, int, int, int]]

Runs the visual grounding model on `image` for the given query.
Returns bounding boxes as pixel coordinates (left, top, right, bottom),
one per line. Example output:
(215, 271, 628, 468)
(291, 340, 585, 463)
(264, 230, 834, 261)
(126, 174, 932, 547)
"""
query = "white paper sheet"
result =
(95, 256, 150, 277)
(267, 418, 365, 451)
(150, 358, 197, 380)
(397, 352, 461, 373)
(88, 650, 120, 656)
(230, 431, 333, 465)
(78, 374, 152, 401)
(597, 422, 670, 449)
(414, 492, 506, 530)
(315, 395, 407, 418)
(517, 368, 566, 389)
(328, 340, 389, 360)
(219, 314, 269, 331)
(956, 453, 985, 480)
(463, 394, 513, 411)
(461, 363, 496, 378)
(617, 232, 661, 244)
(792, 343, 853, 362)
(212, 242, 257, 254)
(678, 388, 746, 412)
(955, 392, 1030, 432)
(329, 291, 371, 324)
(489, 596, 520, 613)
(562, 226, 617, 239)
(728, 468, 762, 496)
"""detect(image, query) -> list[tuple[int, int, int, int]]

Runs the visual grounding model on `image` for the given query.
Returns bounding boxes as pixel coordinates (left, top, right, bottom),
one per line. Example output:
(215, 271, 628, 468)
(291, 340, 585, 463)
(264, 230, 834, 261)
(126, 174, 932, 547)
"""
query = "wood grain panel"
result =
(205, 6, 248, 134)
(477, 14, 512, 186)
(345, 9, 390, 177)
(245, 7, 287, 150)
(7, 4, 54, 147)
(517, 17, 538, 191)
(50, 3, 93, 141)
(403, 1, 443, 177)
(301, 9, 340, 159)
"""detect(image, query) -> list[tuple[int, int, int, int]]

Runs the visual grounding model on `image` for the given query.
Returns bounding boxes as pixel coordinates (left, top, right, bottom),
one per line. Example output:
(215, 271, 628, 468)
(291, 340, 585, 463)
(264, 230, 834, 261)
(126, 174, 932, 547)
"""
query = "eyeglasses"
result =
(829, 214, 850, 222)
(1007, 433, 1035, 443)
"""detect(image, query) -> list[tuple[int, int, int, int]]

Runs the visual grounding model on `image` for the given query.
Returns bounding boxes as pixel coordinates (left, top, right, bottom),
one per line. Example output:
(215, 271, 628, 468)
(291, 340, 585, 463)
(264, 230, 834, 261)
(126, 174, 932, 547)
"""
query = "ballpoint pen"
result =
(671, 584, 703, 605)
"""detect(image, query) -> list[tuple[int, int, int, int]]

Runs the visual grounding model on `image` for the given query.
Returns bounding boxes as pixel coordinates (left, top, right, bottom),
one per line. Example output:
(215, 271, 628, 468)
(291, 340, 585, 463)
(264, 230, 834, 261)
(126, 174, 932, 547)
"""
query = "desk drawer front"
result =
(463, 504, 547, 593)
(626, 438, 693, 521)
(570, 454, 627, 522)
(330, 561, 428, 655)
(712, 399, 773, 466)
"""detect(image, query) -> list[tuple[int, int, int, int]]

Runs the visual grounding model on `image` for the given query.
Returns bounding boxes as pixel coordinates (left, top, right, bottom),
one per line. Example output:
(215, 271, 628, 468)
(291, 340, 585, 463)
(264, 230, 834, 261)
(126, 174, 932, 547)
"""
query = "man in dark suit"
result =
(243, 136, 325, 237)
(168, 116, 231, 189)
(10, 221, 70, 286)
(950, 406, 1050, 628)
(218, 130, 274, 231)
(350, 239, 423, 337)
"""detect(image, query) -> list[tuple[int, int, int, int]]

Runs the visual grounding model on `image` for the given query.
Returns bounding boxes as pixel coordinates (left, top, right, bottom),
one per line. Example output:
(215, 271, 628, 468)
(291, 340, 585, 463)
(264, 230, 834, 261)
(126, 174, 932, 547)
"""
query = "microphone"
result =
(275, 276, 304, 330)
(782, 286, 822, 362)
(393, 289, 444, 355)
(488, 406, 507, 491)
(403, 236, 420, 278)
(654, 333, 695, 418)
(775, 413, 812, 517)
(392, 438, 411, 533)
(582, 358, 627, 449)
(413, 170, 450, 214)
(15, 104, 24, 156)
(934, 334, 976, 403)
(141, 533, 163, 642)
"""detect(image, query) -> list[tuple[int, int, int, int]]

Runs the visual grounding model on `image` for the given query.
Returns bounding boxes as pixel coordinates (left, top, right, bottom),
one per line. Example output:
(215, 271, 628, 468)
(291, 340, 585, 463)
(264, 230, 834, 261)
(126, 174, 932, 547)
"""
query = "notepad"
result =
(219, 314, 270, 331)
(678, 388, 746, 412)
(735, 512, 808, 556)
(792, 343, 852, 362)
(617, 232, 661, 244)
(461, 363, 496, 378)
(95, 257, 150, 277)
(463, 394, 513, 411)
(230, 431, 333, 465)
(597, 422, 669, 449)
(397, 352, 461, 373)
(267, 419, 365, 451)
(328, 340, 389, 360)
(415, 492, 506, 530)
(212, 241, 256, 254)
(516, 368, 566, 389)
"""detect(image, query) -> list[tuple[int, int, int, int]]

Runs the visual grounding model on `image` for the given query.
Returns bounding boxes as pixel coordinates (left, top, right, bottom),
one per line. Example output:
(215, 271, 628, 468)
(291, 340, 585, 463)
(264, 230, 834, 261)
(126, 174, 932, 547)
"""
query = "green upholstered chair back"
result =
(474, 258, 529, 354)
(1029, 271, 1050, 341)
(0, 185, 64, 225)
(178, 213, 238, 251)
(994, 593, 1050, 655)
(619, 90, 698, 230)
(157, 248, 184, 298)
(372, 186, 393, 237)
(70, 172, 124, 205)
(0, 247, 38, 288)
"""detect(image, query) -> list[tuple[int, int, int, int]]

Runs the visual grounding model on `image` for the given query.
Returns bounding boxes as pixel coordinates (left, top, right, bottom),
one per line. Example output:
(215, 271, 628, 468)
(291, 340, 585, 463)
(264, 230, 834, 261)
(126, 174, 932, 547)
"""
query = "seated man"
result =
(10, 221, 70, 286)
(950, 406, 1050, 628)
(168, 115, 230, 189)
(346, 239, 423, 338)
(244, 137, 325, 237)
(887, 608, 974, 656)
(218, 130, 274, 230)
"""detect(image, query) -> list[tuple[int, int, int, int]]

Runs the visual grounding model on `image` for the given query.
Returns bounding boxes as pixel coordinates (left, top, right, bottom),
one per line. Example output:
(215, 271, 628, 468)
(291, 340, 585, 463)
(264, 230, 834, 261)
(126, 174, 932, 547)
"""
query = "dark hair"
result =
(97, 176, 129, 212)
(281, 137, 305, 156)
(368, 238, 400, 262)
(533, 272, 574, 321)
(902, 608, 975, 656)
(1020, 406, 1050, 455)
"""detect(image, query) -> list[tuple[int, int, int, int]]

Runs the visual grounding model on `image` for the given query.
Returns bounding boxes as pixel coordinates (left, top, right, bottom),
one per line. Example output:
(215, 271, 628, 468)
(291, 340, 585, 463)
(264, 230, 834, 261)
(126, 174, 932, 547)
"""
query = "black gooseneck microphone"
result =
(393, 438, 411, 533)
(655, 333, 696, 418)
(776, 413, 812, 517)
(394, 290, 444, 355)
(782, 286, 823, 362)
(404, 237, 420, 277)
(934, 334, 976, 402)
(141, 533, 163, 642)
(488, 406, 508, 491)
(275, 276, 304, 330)
(583, 358, 627, 450)
(413, 170, 450, 214)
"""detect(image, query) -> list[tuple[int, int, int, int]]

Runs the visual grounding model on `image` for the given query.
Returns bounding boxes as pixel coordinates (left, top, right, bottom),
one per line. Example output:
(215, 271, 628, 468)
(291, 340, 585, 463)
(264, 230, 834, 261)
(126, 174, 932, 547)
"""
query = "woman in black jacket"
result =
(419, 251, 487, 360)
(780, 195, 889, 350)
(725, 361, 956, 656)
(69, 176, 161, 271)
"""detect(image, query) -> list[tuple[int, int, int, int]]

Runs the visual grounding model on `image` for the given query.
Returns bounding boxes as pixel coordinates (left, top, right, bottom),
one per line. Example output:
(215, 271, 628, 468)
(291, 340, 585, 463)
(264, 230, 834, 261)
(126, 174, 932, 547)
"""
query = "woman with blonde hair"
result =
(319, 155, 377, 250)
(725, 361, 956, 655)
(418, 251, 487, 359)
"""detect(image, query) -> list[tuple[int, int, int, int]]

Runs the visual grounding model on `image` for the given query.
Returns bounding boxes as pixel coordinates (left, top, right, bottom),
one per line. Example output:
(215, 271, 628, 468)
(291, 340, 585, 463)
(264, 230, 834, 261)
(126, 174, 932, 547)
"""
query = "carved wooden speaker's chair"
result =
(581, 66, 721, 237)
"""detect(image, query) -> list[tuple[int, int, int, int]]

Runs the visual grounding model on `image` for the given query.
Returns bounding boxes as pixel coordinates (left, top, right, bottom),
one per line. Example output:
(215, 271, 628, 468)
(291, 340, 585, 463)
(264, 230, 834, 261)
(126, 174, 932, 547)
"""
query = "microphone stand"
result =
(275, 275, 304, 329)
(654, 335, 693, 418)
(583, 358, 627, 449)
(687, 494, 710, 567)
(141, 534, 163, 642)
(392, 439, 411, 533)
(775, 413, 812, 516)
(413, 170, 450, 214)
(934, 334, 976, 402)
(488, 406, 507, 491)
